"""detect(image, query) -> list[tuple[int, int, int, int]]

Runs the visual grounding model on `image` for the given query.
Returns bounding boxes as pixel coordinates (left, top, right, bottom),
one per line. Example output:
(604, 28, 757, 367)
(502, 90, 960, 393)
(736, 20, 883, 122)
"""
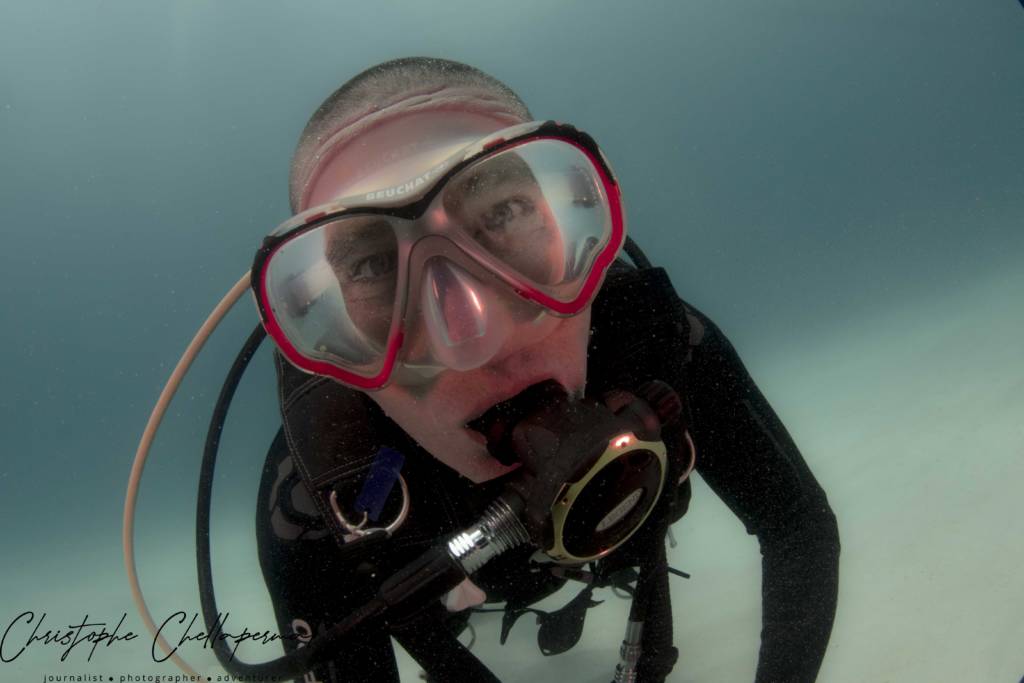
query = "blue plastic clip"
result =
(355, 447, 406, 522)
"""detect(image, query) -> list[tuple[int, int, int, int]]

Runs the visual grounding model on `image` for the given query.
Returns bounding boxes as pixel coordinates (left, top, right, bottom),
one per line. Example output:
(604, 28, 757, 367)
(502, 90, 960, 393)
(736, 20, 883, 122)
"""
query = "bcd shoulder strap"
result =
(589, 261, 697, 521)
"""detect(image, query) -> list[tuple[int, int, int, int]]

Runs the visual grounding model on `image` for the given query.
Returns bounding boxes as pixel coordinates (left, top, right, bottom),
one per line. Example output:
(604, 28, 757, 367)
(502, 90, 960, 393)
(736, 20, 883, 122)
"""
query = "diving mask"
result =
(252, 121, 625, 389)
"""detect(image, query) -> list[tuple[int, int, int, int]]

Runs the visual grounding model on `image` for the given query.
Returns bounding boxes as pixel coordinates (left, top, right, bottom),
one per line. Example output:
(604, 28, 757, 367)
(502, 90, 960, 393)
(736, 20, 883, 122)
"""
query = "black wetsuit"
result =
(255, 264, 841, 683)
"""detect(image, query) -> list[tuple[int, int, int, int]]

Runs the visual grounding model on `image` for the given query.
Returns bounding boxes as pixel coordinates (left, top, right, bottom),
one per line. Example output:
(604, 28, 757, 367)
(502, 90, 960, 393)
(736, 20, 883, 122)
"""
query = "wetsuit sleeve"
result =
(681, 304, 841, 682)
(255, 429, 401, 683)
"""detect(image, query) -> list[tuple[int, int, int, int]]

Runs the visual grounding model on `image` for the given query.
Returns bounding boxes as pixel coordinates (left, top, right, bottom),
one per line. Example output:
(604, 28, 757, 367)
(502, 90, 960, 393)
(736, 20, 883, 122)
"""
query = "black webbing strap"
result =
(391, 606, 501, 683)
(635, 541, 680, 682)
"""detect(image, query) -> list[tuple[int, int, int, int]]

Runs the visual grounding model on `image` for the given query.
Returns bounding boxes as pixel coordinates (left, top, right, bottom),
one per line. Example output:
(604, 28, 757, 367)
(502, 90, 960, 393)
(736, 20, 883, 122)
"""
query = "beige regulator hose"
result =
(122, 272, 251, 677)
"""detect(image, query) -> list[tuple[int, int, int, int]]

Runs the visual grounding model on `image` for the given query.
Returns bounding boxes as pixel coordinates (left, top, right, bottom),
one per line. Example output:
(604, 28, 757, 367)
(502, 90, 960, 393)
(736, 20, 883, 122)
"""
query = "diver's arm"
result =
(681, 305, 840, 683)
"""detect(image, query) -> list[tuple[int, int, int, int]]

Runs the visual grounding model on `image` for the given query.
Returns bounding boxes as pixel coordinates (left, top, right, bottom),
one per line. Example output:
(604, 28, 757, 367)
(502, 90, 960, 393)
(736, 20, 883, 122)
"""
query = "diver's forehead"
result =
(302, 95, 524, 211)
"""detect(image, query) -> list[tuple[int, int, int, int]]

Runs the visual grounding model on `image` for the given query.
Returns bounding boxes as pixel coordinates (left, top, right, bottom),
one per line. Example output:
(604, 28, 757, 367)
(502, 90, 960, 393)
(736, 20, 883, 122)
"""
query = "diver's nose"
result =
(418, 257, 510, 371)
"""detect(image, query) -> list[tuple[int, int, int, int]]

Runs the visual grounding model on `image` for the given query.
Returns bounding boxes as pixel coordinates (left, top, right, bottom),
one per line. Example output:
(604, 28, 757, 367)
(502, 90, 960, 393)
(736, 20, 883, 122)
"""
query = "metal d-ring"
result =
(329, 473, 410, 539)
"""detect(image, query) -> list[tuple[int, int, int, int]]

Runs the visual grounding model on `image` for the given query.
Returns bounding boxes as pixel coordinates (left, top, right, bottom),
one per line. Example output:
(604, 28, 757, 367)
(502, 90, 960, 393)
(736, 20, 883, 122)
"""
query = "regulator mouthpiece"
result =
(467, 380, 569, 466)
(479, 380, 678, 564)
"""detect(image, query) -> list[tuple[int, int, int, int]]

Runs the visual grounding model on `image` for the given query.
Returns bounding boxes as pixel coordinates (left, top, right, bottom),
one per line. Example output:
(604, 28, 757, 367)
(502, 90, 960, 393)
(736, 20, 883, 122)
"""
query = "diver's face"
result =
(303, 108, 591, 483)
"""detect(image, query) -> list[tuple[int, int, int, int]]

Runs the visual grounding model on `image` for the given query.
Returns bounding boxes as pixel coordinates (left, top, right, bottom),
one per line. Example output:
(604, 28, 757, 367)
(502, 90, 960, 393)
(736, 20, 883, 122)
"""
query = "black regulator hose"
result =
(624, 236, 652, 270)
(196, 325, 392, 679)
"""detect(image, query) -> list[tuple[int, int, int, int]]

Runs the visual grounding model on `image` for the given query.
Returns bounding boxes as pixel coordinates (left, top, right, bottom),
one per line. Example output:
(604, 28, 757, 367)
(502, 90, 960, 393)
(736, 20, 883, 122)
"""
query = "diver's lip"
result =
(462, 375, 565, 433)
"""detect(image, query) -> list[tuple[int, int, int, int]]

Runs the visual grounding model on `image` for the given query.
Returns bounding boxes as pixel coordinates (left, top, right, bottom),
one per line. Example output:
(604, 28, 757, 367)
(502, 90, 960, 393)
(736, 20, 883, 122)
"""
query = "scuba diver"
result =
(124, 57, 838, 683)
(250, 57, 840, 682)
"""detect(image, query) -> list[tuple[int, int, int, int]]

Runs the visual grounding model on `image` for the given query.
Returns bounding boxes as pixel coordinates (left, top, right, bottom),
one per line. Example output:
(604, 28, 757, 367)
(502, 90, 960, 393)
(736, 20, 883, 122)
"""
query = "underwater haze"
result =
(1, 1, 1022, 681)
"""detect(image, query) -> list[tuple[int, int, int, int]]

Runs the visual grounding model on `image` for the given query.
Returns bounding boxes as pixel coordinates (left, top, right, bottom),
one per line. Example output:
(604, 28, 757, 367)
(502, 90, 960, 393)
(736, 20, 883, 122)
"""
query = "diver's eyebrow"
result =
(326, 219, 393, 263)
(454, 154, 535, 196)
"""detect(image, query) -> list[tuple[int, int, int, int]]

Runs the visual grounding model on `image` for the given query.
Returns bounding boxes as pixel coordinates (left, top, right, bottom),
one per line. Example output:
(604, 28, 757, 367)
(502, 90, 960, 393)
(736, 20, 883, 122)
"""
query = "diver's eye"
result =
(348, 251, 397, 283)
(481, 197, 536, 233)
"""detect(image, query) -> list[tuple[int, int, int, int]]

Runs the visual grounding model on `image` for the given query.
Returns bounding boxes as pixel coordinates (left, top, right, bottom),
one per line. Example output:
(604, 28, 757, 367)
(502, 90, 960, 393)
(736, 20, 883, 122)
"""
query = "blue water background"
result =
(1, 1, 1022, 680)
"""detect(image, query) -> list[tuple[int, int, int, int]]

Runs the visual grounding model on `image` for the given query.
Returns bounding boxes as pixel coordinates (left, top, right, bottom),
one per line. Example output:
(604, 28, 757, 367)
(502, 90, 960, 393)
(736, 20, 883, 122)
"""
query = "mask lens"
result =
(442, 139, 612, 294)
(262, 215, 400, 375)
